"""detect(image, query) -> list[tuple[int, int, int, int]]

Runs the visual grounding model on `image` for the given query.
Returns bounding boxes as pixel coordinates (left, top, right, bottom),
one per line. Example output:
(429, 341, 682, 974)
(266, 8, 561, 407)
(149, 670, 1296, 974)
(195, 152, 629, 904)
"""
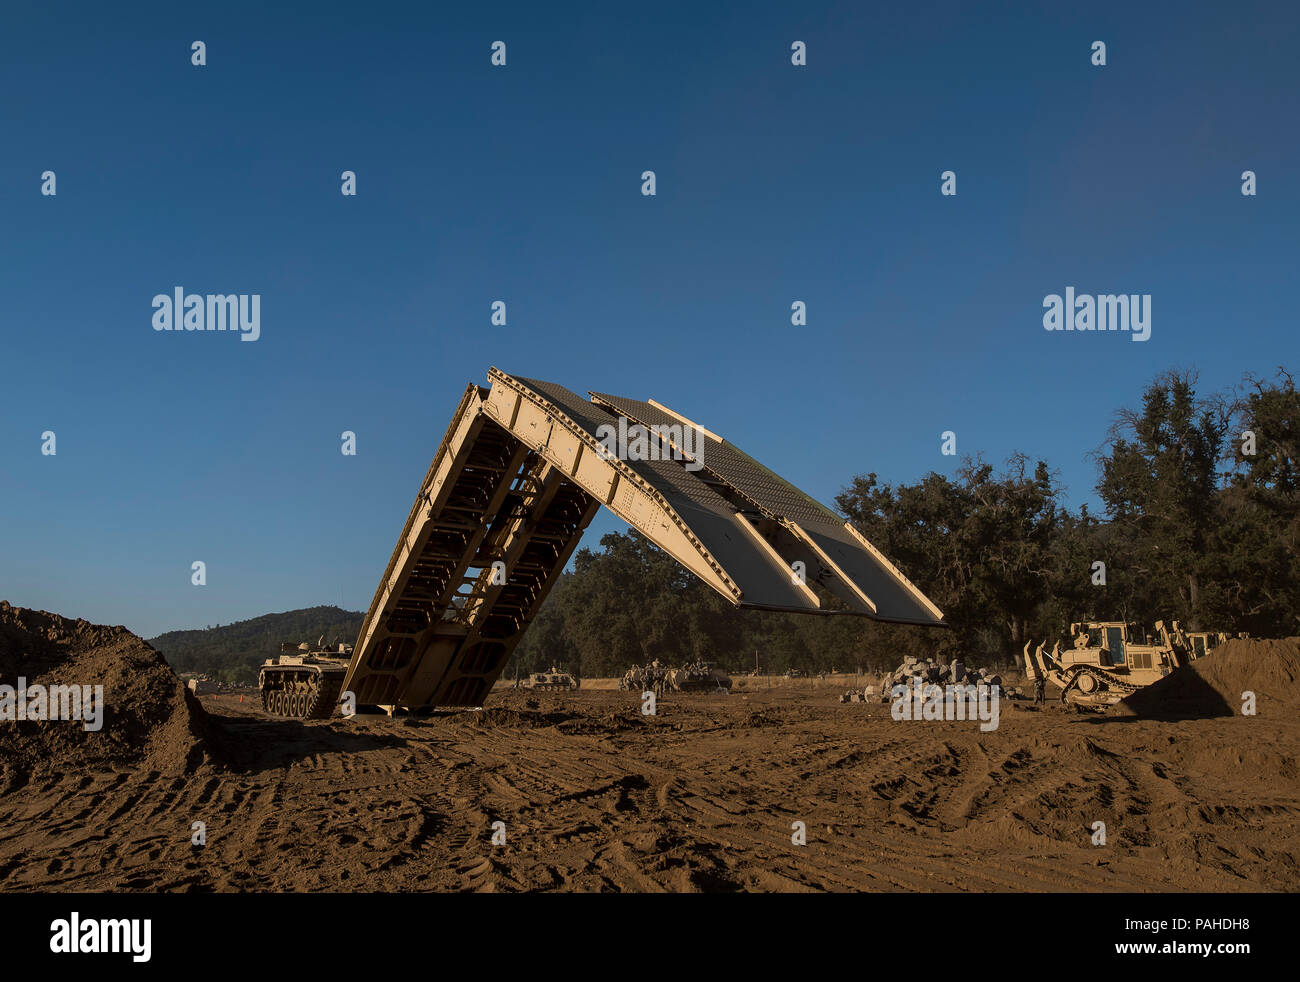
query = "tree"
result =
(1215, 369, 1300, 634)
(1095, 370, 1228, 629)
(836, 454, 1063, 661)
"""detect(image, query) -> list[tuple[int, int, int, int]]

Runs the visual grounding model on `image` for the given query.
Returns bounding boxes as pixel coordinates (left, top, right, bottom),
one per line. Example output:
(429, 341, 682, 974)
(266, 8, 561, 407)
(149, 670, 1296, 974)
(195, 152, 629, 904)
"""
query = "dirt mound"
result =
(0, 601, 215, 787)
(1116, 638, 1300, 718)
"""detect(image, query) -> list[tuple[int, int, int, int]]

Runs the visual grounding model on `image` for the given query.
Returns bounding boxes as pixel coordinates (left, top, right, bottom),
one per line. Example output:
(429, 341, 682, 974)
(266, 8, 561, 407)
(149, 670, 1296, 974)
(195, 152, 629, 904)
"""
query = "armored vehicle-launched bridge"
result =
(263, 368, 945, 716)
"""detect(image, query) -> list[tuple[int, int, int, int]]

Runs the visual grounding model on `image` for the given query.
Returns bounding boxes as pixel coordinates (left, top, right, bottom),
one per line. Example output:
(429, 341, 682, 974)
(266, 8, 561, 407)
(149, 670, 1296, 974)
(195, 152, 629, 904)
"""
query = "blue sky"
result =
(1, 0, 1295, 637)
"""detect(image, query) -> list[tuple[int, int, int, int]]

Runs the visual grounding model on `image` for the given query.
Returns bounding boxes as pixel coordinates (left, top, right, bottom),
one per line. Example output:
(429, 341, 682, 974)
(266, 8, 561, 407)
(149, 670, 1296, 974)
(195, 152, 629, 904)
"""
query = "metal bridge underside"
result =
(343, 368, 945, 711)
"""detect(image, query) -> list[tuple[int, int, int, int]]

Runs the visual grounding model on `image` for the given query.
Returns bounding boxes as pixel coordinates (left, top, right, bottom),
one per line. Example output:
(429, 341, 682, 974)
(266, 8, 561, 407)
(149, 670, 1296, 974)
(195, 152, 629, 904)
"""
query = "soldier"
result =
(1033, 670, 1047, 706)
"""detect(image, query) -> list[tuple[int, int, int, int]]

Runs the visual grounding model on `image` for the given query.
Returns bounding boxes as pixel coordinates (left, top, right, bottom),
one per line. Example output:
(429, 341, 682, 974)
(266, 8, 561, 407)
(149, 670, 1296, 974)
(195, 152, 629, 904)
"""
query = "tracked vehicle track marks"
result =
(1, 690, 1295, 892)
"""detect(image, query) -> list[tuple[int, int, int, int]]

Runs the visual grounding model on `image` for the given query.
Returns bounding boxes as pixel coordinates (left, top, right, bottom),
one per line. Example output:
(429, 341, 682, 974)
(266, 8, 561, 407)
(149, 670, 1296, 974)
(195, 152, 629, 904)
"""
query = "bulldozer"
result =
(260, 638, 352, 719)
(1022, 620, 1191, 708)
(519, 665, 580, 691)
(1178, 628, 1232, 661)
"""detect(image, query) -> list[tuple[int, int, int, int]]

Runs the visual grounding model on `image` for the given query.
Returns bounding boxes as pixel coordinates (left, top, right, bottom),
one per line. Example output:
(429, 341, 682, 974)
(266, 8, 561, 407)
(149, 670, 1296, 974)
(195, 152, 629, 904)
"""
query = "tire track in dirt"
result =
(3, 690, 1297, 892)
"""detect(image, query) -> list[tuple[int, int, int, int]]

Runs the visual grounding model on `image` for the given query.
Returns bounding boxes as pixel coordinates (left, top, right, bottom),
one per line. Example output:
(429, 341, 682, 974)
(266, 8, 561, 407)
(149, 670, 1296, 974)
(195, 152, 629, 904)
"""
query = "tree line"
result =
(150, 606, 363, 683)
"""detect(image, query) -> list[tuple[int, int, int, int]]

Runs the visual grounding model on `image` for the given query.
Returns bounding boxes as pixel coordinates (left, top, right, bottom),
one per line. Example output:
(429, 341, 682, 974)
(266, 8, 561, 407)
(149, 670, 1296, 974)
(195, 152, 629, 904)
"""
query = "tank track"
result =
(1058, 665, 1140, 706)
(261, 669, 347, 719)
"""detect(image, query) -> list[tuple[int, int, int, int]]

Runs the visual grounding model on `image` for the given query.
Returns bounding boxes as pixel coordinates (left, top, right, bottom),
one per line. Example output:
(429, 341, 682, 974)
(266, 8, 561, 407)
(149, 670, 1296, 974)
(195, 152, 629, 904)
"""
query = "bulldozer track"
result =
(1059, 665, 1141, 704)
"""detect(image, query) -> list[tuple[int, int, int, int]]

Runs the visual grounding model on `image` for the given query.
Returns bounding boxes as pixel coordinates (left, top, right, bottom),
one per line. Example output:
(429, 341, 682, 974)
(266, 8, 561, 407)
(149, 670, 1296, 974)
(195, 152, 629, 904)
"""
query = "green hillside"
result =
(149, 606, 364, 684)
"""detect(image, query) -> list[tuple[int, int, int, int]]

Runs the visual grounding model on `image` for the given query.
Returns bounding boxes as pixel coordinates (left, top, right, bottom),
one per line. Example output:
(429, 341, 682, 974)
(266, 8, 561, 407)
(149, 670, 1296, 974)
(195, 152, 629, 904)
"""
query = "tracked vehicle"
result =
(260, 639, 351, 719)
(261, 368, 946, 718)
(1175, 627, 1234, 661)
(520, 666, 580, 691)
(666, 661, 732, 692)
(1022, 621, 1190, 708)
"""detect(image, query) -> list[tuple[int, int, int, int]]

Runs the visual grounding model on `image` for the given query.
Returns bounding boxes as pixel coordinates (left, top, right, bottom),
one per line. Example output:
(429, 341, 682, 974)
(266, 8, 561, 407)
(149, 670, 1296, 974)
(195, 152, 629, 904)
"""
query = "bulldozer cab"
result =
(1073, 622, 1127, 667)
(1100, 625, 1125, 666)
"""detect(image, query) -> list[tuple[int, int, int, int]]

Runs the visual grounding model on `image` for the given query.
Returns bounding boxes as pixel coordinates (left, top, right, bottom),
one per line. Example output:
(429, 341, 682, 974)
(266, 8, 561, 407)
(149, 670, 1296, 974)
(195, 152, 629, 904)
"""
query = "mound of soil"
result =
(1116, 638, 1300, 718)
(0, 601, 215, 786)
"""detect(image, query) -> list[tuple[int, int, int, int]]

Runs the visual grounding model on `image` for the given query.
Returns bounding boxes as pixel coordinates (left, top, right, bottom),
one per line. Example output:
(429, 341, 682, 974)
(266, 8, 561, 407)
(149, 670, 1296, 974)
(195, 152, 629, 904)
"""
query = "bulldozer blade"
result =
(1022, 641, 1042, 682)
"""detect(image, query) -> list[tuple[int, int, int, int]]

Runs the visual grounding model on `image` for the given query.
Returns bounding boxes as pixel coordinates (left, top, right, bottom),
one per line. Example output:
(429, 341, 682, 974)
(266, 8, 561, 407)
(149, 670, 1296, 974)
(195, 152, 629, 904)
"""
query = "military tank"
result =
(259, 638, 351, 719)
(520, 665, 580, 691)
(666, 661, 732, 692)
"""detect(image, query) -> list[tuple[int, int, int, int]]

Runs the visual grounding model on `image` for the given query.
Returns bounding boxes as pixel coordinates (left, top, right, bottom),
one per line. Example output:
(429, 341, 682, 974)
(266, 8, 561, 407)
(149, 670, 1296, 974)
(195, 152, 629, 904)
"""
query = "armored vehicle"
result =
(666, 661, 733, 692)
(260, 638, 351, 719)
(520, 665, 580, 690)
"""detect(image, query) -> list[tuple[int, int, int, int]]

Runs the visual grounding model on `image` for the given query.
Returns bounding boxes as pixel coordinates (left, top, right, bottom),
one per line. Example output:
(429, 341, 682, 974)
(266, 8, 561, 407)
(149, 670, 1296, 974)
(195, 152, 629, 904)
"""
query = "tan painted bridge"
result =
(342, 368, 945, 711)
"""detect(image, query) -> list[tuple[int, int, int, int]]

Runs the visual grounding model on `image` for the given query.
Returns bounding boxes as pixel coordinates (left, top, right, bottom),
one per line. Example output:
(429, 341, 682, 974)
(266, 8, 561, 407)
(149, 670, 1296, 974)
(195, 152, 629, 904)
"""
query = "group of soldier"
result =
(619, 659, 670, 694)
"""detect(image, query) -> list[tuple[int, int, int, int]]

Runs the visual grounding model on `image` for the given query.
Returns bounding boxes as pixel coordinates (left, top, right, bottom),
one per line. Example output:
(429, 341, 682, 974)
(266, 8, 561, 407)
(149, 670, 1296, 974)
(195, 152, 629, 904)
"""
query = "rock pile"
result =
(879, 654, 1005, 696)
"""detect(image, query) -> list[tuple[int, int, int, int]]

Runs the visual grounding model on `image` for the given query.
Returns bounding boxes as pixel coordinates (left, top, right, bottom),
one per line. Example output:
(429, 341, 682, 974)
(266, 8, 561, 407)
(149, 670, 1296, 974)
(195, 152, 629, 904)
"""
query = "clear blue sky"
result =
(1, 0, 1295, 637)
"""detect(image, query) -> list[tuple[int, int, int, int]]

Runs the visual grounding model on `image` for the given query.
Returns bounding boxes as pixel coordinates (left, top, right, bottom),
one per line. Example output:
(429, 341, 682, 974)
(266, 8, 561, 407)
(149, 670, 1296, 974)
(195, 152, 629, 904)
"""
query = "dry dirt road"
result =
(1, 688, 1296, 892)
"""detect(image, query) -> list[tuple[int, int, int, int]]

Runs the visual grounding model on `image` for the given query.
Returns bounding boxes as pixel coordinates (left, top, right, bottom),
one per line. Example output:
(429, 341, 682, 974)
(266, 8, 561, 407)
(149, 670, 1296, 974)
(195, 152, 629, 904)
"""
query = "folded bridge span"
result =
(342, 368, 945, 711)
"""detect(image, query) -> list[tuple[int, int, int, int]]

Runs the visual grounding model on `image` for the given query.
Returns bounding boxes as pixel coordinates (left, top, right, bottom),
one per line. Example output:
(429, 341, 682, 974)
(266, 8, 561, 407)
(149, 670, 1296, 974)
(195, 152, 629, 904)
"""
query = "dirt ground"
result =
(2, 686, 1296, 892)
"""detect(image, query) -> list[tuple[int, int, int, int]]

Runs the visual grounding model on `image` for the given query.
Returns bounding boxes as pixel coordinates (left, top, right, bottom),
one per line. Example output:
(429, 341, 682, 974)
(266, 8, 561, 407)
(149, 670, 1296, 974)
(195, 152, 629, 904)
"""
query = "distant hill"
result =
(149, 606, 365, 684)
